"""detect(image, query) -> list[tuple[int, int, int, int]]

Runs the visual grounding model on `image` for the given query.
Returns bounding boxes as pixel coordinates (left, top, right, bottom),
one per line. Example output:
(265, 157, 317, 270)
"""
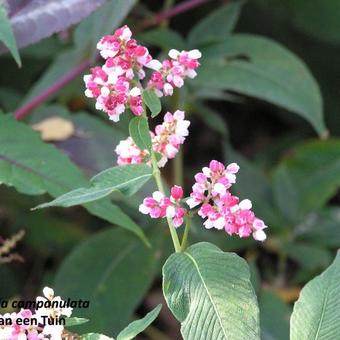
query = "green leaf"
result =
(129, 116, 152, 150)
(65, 317, 89, 327)
(272, 165, 299, 223)
(35, 164, 152, 208)
(291, 251, 340, 339)
(142, 90, 162, 118)
(138, 28, 185, 50)
(55, 228, 161, 335)
(197, 34, 326, 135)
(188, 1, 244, 47)
(0, 4, 21, 66)
(289, 0, 340, 45)
(0, 115, 148, 244)
(21, 49, 84, 105)
(116, 304, 162, 340)
(81, 334, 113, 340)
(262, 0, 340, 45)
(285, 242, 332, 271)
(163, 242, 260, 340)
(295, 208, 340, 248)
(259, 291, 291, 340)
(278, 139, 340, 213)
(194, 103, 228, 136)
(76, 0, 136, 60)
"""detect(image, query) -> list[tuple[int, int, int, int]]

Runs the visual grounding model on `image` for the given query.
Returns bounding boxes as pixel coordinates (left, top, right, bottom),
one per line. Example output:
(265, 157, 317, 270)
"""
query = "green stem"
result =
(161, 0, 176, 27)
(180, 216, 192, 252)
(173, 149, 183, 187)
(151, 152, 181, 252)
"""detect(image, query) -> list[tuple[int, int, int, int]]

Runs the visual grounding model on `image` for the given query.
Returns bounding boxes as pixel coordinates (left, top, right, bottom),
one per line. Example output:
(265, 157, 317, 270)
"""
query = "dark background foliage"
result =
(1, 0, 340, 339)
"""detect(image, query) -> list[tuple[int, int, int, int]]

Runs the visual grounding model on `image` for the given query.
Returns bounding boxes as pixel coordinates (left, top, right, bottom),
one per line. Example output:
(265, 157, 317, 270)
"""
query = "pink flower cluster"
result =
(187, 160, 267, 241)
(0, 287, 72, 340)
(147, 49, 201, 97)
(84, 25, 149, 121)
(115, 110, 190, 167)
(84, 25, 201, 121)
(139, 186, 186, 227)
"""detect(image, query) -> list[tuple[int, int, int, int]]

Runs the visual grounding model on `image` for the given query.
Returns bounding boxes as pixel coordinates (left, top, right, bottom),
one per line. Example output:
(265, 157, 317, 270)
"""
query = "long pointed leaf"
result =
(163, 242, 260, 340)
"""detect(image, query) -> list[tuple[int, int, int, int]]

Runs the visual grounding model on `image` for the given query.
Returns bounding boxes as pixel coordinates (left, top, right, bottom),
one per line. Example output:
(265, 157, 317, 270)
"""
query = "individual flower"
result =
(139, 186, 187, 227)
(187, 160, 268, 241)
(147, 49, 202, 97)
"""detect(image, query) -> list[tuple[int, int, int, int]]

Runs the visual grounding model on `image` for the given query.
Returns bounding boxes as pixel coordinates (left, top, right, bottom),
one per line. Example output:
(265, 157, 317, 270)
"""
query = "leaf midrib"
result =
(185, 251, 228, 339)
(0, 153, 74, 191)
(91, 242, 137, 301)
(225, 62, 316, 110)
(314, 277, 331, 339)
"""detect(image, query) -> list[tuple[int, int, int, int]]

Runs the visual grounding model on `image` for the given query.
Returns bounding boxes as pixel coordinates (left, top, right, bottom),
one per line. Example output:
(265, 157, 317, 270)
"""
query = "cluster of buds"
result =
(0, 287, 72, 340)
(139, 186, 186, 227)
(115, 110, 190, 167)
(187, 160, 267, 241)
(147, 49, 201, 97)
(84, 25, 201, 122)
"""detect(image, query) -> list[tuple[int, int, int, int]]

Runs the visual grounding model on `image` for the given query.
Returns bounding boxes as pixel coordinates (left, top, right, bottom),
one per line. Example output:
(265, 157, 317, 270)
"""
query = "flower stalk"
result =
(180, 215, 192, 252)
(151, 151, 181, 252)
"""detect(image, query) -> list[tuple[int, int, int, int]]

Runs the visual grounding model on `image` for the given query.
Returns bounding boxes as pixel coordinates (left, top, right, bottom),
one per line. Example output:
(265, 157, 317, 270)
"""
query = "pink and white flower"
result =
(147, 49, 201, 97)
(188, 160, 268, 241)
(114, 110, 190, 167)
(139, 186, 187, 227)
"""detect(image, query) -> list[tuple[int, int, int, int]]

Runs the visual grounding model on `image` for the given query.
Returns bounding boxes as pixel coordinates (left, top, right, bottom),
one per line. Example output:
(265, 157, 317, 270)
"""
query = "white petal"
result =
(188, 49, 202, 59)
(239, 199, 252, 210)
(129, 87, 141, 97)
(166, 205, 176, 218)
(186, 198, 200, 209)
(152, 191, 164, 202)
(84, 89, 93, 98)
(230, 205, 239, 213)
(204, 219, 214, 229)
(169, 49, 180, 59)
(83, 74, 91, 82)
(202, 167, 211, 177)
(101, 86, 110, 97)
(213, 183, 226, 195)
(146, 59, 163, 70)
(109, 114, 120, 122)
(157, 156, 168, 168)
(253, 229, 267, 241)
(213, 217, 225, 230)
(186, 69, 197, 79)
(227, 162, 240, 173)
(165, 143, 178, 158)
(163, 83, 174, 96)
(43, 287, 54, 300)
(139, 204, 150, 214)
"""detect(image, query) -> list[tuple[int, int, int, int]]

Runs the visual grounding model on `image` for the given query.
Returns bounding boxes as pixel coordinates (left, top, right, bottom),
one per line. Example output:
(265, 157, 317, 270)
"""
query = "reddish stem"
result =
(141, 0, 210, 27)
(14, 0, 210, 120)
(14, 59, 91, 120)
